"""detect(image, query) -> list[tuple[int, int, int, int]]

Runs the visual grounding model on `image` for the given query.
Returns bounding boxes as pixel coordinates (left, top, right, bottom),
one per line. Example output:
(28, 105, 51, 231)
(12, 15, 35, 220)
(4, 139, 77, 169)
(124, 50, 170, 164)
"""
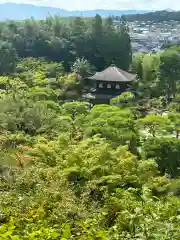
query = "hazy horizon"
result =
(0, 0, 178, 11)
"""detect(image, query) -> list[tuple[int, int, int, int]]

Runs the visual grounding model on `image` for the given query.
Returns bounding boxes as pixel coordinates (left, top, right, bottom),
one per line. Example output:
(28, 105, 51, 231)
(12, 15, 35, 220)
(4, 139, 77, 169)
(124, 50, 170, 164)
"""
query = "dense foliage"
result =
(1, 16, 180, 239)
(0, 15, 131, 74)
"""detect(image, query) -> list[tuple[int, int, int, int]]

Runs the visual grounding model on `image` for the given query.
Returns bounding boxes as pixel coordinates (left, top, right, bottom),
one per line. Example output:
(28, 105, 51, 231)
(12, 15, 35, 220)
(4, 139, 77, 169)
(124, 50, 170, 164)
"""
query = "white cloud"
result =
(0, 0, 179, 10)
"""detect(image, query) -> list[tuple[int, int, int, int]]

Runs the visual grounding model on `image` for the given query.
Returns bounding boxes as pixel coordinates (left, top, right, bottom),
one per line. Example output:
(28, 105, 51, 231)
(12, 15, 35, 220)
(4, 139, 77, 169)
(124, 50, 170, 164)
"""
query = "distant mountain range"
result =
(0, 2, 152, 20)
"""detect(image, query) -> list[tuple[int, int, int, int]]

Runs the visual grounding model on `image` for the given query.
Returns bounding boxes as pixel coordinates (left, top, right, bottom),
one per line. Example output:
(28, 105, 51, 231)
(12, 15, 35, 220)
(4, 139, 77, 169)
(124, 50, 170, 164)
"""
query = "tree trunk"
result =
(176, 131, 179, 139)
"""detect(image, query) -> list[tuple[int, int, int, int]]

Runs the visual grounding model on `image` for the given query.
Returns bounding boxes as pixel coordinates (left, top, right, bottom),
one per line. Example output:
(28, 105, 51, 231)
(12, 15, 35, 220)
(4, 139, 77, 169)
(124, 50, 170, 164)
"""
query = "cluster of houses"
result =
(127, 20, 180, 53)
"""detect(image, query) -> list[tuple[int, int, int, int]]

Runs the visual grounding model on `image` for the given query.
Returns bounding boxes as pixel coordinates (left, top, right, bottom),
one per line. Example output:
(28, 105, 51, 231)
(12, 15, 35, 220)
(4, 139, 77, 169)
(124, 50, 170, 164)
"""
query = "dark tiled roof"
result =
(88, 66, 136, 82)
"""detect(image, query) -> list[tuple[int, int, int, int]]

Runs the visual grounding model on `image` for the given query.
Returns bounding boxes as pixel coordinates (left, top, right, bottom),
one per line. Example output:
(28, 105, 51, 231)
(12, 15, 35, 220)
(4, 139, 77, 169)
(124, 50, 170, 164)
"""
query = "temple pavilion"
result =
(82, 65, 136, 104)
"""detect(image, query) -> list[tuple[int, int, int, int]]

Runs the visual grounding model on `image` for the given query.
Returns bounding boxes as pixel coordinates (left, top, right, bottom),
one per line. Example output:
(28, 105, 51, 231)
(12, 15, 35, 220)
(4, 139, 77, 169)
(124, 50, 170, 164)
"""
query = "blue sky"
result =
(0, 0, 177, 10)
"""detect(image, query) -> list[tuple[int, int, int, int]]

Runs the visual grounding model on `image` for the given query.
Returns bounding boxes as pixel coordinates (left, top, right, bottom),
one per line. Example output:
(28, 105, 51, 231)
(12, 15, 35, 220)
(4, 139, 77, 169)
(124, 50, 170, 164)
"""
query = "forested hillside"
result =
(124, 10, 180, 22)
(1, 16, 180, 239)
